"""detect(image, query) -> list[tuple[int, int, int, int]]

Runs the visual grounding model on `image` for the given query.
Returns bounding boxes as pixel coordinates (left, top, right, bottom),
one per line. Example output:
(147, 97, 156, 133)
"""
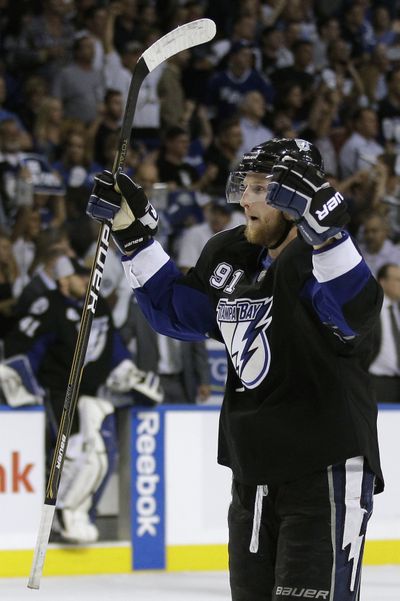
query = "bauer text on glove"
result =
(266, 158, 349, 246)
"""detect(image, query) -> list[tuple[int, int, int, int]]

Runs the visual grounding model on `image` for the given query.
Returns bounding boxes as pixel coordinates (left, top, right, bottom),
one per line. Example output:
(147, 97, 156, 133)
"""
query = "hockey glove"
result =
(266, 158, 349, 246)
(87, 170, 159, 254)
(0, 355, 44, 407)
(106, 359, 164, 404)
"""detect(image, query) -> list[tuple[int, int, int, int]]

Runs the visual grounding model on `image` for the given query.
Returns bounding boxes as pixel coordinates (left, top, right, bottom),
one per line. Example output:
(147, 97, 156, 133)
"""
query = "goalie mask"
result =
(226, 138, 323, 204)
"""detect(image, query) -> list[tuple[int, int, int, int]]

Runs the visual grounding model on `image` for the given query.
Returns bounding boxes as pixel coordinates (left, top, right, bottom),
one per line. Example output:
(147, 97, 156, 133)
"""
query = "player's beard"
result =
(245, 211, 291, 248)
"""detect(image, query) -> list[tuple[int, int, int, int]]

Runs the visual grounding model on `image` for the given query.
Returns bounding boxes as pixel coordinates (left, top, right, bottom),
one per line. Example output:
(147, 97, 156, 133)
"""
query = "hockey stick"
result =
(28, 18, 216, 590)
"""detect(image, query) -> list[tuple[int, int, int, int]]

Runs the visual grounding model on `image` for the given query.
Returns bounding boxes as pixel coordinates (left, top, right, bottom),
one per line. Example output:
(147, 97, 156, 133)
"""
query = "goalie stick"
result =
(27, 17, 216, 590)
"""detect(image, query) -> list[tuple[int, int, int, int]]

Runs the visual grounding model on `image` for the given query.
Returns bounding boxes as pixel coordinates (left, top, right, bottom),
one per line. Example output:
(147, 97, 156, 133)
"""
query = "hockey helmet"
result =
(226, 138, 323, 203)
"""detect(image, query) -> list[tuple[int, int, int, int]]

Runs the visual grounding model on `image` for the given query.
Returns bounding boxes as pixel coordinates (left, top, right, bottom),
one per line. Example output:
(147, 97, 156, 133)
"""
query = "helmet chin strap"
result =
(267, 218, 294, 250)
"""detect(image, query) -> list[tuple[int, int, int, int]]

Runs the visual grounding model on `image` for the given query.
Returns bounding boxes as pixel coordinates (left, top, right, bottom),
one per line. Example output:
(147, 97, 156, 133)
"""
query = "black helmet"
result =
(238, 138, 323, 174)
(226, 138, 323, 203)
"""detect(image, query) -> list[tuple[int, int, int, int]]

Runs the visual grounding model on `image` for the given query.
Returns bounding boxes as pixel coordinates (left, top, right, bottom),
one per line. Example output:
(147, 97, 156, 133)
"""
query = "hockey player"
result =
(86, 138, 383, 600)
(1, 255, 162, 544)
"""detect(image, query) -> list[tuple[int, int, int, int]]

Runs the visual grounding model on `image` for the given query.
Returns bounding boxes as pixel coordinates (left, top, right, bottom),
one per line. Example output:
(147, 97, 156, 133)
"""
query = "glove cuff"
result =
(111, 225, 153, 254)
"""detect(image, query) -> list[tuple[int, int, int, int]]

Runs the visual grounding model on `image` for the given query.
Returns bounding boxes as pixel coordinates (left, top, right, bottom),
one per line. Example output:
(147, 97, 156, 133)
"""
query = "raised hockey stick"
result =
(27, 18, 216, 590)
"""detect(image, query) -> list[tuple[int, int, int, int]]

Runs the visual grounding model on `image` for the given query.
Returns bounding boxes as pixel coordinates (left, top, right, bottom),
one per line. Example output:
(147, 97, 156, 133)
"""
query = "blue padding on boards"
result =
(131, 407, 166, 570)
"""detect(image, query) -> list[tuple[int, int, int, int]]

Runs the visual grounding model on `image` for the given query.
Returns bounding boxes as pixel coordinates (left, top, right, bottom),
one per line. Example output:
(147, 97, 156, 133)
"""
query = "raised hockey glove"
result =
(266, 158, 349, 246)
(87, 170, 159, 254)
(87, 170, 121, 223)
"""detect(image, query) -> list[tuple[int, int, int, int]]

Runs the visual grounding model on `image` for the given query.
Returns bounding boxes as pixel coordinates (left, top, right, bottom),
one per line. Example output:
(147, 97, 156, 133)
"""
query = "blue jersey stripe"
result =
(135, 260, 216, 341)
(302, 260, 372, 337)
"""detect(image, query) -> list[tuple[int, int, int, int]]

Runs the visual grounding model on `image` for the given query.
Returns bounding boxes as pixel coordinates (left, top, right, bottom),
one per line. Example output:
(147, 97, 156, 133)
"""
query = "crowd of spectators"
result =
(2, 0, 400, 402)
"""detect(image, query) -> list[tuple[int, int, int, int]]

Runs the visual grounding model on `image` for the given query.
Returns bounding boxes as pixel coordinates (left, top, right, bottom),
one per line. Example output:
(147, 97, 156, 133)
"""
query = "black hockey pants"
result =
(228, 456, 375, 601)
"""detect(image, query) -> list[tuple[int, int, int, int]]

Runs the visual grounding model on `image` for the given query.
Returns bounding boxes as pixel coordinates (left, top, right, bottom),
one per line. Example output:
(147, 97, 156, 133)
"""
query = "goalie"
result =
(0, 255, 163, 544)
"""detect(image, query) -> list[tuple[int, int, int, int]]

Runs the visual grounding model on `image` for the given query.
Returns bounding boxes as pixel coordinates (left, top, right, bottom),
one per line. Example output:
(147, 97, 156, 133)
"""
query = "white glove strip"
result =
(122, 240, 170, 288)
(312, 236, 362, 283)
(140, 210, 157, 227)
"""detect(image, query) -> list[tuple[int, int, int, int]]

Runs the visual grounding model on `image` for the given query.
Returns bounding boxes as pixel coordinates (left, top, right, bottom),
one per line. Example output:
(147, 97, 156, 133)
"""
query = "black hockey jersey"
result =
(5, 290, 129, 402)
(122, 227, 384, 491)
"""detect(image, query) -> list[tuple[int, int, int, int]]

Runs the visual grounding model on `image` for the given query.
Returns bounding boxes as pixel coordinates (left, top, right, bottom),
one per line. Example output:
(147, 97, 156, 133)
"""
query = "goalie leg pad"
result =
(90, 411, 118, 522)
(56, 396, 115, 543)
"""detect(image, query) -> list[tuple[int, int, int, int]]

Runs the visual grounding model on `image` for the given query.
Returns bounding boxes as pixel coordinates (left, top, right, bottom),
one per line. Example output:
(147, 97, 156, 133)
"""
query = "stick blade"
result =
(142, 18, 216, 73)
(27, 503, 56, 590)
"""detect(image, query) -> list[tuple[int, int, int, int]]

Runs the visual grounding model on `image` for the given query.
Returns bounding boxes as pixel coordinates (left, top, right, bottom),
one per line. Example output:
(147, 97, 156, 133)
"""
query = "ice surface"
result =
(1, 567, 399, 600)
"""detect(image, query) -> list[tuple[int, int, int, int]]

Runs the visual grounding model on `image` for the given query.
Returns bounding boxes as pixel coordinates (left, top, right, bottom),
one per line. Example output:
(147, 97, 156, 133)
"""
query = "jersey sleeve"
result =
(122, 241, 217, 341)
(301, 232, 383, 341)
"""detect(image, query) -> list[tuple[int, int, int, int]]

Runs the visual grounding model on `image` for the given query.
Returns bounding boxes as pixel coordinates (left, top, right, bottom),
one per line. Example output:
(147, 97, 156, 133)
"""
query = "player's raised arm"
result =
(86, 170, 217, 340)
(266, 157, 383, 339)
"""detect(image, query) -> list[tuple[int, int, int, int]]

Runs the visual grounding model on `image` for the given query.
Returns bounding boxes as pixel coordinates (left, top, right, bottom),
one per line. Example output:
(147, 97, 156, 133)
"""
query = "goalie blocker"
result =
(0, 355, 44, 407)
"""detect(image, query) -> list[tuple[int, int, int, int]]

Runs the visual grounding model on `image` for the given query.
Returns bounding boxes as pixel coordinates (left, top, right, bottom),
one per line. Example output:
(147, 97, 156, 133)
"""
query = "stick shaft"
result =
(28, 18, 216, 589)
(27, 60, 146, 588)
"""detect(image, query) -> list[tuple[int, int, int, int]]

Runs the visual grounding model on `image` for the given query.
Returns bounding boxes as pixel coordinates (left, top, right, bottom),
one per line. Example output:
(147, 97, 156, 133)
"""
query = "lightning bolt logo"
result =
(341, 457, 370, 592)
(217, 297, 273, 389)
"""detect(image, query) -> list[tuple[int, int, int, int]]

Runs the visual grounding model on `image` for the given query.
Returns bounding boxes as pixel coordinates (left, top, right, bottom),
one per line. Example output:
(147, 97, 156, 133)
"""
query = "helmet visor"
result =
(226, 170, 272, 204)
(226, 171, 246, 204)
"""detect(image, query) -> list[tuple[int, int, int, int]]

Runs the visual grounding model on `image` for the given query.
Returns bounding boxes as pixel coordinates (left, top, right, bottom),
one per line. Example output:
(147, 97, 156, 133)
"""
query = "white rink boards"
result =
(1, 404, 400, 577)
